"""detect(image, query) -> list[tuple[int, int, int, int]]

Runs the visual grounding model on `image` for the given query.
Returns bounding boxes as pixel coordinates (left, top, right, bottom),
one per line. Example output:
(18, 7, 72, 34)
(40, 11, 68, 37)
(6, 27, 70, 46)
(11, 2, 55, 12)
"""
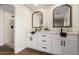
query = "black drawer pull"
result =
(64, 41, 65, 46)
(42, 35, 46, 36)
(42, 47, 46, 49)
(42, 40, 46, 42)
(30, 37, 32, 41)
(61, 40, 62, 46)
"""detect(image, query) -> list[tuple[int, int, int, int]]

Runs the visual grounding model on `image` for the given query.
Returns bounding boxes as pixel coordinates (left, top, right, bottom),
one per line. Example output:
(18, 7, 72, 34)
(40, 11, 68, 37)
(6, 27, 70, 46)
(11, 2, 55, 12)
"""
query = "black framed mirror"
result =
(53, 4, 72, 27)
(32, 11, 43, 28)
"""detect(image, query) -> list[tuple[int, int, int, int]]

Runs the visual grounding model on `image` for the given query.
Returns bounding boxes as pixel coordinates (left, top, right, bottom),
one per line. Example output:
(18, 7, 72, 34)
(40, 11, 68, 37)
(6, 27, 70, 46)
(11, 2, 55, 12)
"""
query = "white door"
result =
(63, 40, 78, 55)
(4, 11, 14, 45)
(0, 8, 4, 46)
(52, 34, 63, 54)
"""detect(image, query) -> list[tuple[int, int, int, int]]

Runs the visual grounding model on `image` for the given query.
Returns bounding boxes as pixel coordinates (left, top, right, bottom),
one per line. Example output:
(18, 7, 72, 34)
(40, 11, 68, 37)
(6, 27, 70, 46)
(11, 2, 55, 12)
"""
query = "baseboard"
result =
(4, 43, 14, 49)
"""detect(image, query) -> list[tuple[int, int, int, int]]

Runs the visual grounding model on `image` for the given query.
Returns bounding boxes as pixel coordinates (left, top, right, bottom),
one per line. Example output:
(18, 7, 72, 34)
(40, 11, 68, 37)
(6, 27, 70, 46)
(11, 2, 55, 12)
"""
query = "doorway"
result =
(0, 4, 15, 55)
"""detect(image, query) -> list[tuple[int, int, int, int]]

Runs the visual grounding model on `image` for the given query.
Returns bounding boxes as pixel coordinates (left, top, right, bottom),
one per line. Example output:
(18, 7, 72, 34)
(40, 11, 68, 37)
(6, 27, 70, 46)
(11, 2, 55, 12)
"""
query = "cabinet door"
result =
(28, 35, 38, 49)
(63, 40, 78, 55)
(52, 34, 63, 54)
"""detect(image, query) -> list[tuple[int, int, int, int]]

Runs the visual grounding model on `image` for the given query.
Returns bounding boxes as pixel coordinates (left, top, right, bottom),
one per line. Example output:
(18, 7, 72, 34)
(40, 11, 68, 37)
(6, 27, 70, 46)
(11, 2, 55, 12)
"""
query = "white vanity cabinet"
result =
(26, 32, 79, 55)
(26, 33, 38, 50)
(38, 33, 52, 53)
(52, 33, 79, 55)
(26, 32, 52, 53)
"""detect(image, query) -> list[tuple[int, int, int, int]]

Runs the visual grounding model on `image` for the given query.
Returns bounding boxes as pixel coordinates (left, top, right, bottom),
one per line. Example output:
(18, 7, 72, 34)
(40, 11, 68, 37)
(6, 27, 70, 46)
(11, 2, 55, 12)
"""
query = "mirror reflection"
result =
(53, 4, 72, 27)
(32, 11, 43, 28)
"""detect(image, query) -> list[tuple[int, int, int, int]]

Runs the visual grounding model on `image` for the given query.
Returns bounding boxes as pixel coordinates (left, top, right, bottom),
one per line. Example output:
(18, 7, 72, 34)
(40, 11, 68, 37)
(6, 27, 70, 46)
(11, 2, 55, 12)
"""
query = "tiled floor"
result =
(0, 46, 50, 55)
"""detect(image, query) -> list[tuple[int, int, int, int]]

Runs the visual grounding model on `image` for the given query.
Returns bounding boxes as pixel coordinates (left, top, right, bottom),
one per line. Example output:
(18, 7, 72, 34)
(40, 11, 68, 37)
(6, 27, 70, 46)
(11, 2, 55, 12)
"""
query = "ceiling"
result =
(0, 4, 53, 12)
(0, 4, 14, 13)
(24, 4, 53, 10)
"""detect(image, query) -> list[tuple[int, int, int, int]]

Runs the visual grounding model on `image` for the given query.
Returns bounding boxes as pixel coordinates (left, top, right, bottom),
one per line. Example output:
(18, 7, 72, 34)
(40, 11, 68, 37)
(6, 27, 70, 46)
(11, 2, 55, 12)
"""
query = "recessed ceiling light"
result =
(35, 4, 38, 6)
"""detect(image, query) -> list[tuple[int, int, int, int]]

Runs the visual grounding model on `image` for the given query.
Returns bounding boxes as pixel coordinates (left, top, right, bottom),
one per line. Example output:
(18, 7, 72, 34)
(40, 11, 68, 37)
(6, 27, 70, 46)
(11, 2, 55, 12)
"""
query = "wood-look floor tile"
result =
(17, 48, 50, 55)
(0, 46, 51, 55)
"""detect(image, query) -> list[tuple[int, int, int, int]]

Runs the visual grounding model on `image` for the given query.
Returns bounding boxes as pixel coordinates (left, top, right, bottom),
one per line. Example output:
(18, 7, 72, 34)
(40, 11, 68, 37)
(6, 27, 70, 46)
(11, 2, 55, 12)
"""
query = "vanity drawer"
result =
(38, 44, 51, 52)
(39, 33, 51, 39)
(39, 39, 51, 45)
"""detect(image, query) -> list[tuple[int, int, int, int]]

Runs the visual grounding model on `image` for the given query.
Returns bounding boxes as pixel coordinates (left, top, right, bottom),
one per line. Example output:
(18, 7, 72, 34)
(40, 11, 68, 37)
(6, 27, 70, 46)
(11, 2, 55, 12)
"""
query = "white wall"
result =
(33, 4, 79, 32)
(72, 5, 79, 32)
(14, 5, 32, 53)
(77, 5, 79, 32)
(0, 8, 4, 46)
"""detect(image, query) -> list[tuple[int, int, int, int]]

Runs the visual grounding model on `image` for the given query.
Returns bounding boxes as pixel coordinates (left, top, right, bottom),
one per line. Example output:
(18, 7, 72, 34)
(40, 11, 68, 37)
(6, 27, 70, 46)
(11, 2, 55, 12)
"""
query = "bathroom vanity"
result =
(25, 4, 79, 55)
(26, 32, 79, 55)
